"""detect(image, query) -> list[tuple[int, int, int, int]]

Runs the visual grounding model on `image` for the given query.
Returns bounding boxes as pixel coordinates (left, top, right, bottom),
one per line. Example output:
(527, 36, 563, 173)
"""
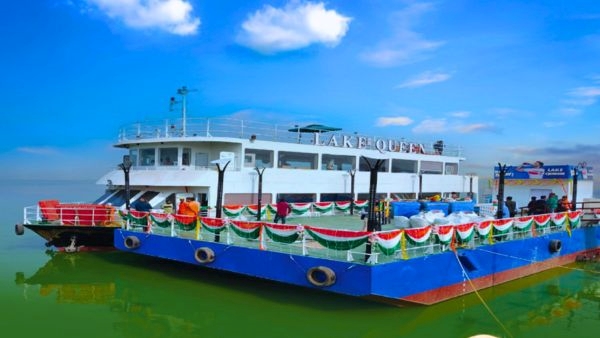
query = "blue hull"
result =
(113, 226, 600, 305)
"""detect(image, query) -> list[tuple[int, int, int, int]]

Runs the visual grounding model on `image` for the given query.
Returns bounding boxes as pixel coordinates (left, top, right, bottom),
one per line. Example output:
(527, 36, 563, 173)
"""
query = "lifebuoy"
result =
(124, 236, 140, 249)
(15, 224, 24, 236)
(307, 266, 336, 287)
(194, 247, 215, 264)
(549, 239, 562, 253)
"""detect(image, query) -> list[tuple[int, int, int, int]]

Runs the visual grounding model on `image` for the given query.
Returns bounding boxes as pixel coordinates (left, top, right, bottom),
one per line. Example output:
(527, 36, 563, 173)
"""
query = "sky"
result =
(2, 0, 600, 185)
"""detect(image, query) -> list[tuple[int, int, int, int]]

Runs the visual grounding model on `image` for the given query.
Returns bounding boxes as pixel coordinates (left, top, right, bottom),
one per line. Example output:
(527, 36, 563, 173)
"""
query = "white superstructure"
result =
(96, 93, 478, 210)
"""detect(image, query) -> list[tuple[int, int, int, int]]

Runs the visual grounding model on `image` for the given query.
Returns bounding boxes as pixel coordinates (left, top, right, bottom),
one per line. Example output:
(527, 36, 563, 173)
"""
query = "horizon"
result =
(2, 1, 600, 184)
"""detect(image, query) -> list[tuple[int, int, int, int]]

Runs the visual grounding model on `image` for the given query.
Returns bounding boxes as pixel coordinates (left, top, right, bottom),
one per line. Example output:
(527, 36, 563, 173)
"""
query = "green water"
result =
(2, 180, 600, 338)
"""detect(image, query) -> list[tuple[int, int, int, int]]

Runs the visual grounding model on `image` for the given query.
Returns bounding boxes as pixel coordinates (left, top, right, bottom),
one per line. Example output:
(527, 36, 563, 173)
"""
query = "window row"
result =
(244, 148, 458, 175)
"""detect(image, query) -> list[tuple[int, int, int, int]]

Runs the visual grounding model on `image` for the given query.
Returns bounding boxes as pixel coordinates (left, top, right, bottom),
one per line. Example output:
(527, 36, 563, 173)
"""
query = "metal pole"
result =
(255, 167, 265, 221)
(469, 176, 473, 199)
(572, 166, 578, 211)
(119, 155, 133, 211)
(349, 169, 356, 215)
(214, 160, 230, 242)
(360, 156, 385, 262)
(496, 163, 507, 219)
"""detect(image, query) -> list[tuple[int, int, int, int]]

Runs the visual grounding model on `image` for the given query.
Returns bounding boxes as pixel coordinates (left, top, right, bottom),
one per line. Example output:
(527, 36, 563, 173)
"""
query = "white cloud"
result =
(361, 2, 444, 67)
(450, 111, 470, 118)
(567, 86, 600, 106)
(376, 116, 413, 126)
(412, 119, 495, 134)
(86, 0, 200, 35)
(237, 1, 351, 54)
(17, 146, 60, 155)
(543, 121, 566, 128)
(412, 118, 447, 133)
(456, 123, 494, 133)
(396, 71, 451, 88)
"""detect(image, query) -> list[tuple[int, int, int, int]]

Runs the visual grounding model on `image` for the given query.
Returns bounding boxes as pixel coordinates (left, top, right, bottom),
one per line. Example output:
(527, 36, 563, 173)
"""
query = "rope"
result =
(453, 249, 514, 338)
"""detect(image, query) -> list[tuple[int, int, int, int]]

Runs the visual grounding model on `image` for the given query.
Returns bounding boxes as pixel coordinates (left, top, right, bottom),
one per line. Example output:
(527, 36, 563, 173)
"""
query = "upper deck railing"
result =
(118, 117, 463, 157)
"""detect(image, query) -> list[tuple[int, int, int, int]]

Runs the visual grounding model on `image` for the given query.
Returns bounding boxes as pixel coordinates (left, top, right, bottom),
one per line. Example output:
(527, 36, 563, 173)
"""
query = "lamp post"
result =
(360, 156, 385, 262)
(212, 159, 230, 242)
(466, 172, 476, 200)
(172, 86, 197, 137)
(118, 155, 133, 210)
(255, 167, 266, 221)
(348, 169, 356, 215)
(572, 166, 578, 211)
(496, 163, 507, 219)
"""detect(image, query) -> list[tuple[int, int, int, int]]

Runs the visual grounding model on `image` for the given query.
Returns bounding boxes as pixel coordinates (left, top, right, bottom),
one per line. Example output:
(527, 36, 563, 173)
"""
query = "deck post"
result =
(360, 156, 385, 262)
(495, 163, 507, 219)
(348, 169, 356, 215)
(119, 155, 133, 211)
(213, 160, 230, 242)
(255, 167, 266, 221)
(572, 166, 578, 211)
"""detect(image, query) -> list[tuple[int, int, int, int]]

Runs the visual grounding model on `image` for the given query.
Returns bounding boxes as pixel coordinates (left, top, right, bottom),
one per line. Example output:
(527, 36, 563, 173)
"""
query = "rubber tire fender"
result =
(549, 239, 562, 253)
(15, 224, 24, 236)
(124, 236, 141, 249)
(194, 247, 215, 264)
(306, 266, 336, 287)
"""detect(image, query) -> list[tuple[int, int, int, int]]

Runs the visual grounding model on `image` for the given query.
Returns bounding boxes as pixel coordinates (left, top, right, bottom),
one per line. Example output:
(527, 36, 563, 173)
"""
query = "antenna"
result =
(173, 86, 197, 136)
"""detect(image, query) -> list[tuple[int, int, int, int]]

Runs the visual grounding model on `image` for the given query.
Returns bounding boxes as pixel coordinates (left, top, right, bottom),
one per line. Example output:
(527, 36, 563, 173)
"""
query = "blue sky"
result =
(2, 0, 600, 182)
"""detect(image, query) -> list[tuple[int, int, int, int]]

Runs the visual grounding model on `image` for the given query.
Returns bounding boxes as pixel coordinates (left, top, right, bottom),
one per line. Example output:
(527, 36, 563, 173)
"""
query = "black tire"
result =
(124, 236, 141, 249)
(549, 239, 562, 253)
(15, 224, 24, 236)
(194, 247, 215, 264)
(307, 266, 336, 287)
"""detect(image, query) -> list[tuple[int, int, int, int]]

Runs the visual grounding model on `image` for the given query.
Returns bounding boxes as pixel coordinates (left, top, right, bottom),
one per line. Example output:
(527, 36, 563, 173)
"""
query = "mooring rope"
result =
(453, 249, 514, 338)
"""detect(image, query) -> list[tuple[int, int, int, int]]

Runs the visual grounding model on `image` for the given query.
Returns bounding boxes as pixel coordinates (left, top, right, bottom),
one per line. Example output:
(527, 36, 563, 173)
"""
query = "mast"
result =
(175, 86, 197, 136)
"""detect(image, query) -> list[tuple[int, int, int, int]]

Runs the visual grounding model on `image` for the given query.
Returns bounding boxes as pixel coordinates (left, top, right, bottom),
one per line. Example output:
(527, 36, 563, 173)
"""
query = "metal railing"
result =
(117, 117, 463, 157)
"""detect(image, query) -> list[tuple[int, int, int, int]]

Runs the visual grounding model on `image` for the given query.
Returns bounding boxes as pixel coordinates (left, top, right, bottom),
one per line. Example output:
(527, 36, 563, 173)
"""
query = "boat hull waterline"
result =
(113, 225, 600, 306)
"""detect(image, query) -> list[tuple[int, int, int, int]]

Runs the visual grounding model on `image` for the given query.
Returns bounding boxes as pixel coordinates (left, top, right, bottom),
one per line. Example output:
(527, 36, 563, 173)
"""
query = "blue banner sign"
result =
(494, 164, 573, 180)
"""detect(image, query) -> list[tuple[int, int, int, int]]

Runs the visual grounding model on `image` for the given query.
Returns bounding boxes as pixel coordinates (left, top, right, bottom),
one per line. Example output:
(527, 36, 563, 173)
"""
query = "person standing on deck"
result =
(505, 196, 517, 217)
(547, 193, 558, 213)
(273, 198, 292, 224)
(133, 197, 152, 212)
(177, 198, 191, 215)
(188, 197, 200, 216)
(557, 196, 572, 212)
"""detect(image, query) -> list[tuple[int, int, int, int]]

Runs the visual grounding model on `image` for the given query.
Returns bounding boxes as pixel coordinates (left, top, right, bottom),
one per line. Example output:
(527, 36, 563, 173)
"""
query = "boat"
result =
(17, 87, 600, 305)
(15, 199, 120, 251)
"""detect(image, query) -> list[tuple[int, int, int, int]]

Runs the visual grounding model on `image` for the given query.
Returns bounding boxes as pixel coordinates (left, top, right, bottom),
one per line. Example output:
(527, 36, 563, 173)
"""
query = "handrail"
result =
(117, 117, 463, 157)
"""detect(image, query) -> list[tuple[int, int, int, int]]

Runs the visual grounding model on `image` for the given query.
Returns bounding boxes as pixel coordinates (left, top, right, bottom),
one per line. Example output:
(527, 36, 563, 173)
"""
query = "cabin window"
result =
(140, 148, 156, 166)
(128, 149, 139, 167)
(195, 152, 209, 167)
(421, 161, 443, 174)
(321, 154, 356, 171)
(278, 151, 317, 169)
(445, 163, 458, 175)
(391, 159, 417, 173)
(358, 157, 388, 172)
(245, 149, 274, 168)
(182, 148, 191, 166)
(159, 147, 178, 166)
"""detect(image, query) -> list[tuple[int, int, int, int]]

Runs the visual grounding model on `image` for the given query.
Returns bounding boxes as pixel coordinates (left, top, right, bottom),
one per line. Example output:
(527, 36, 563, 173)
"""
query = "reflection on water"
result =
(12, 250, 600, 338)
